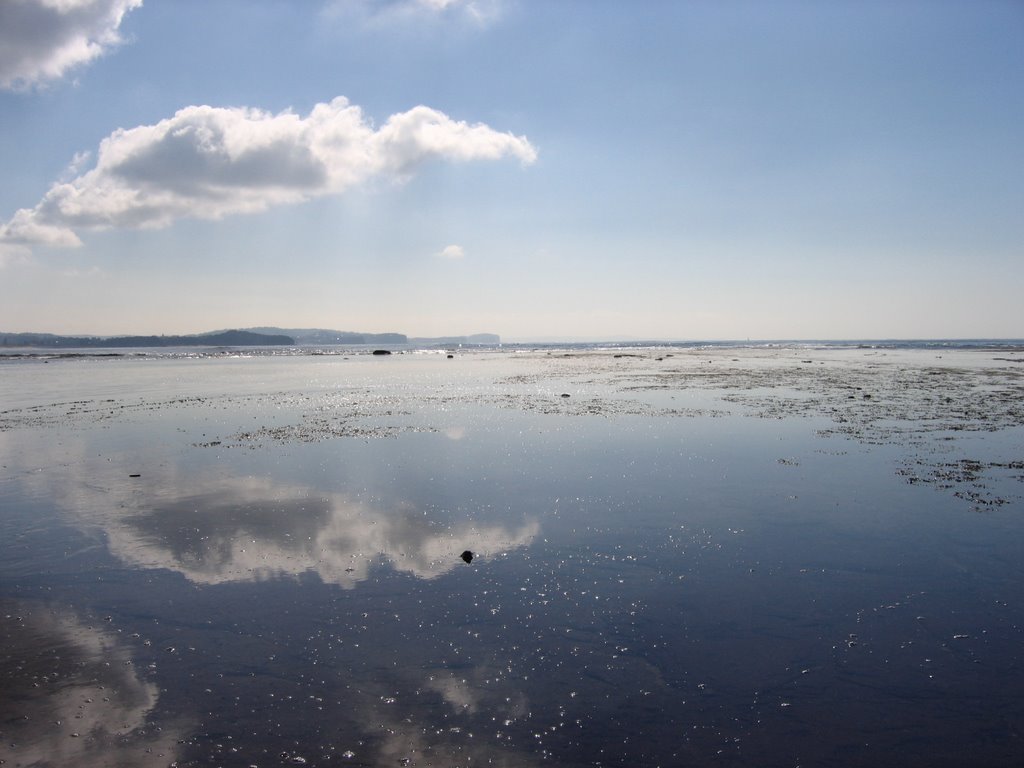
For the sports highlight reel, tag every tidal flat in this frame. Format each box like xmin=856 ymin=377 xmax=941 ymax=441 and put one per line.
xmin=1 ymin=345 xmax=1023 ymax=767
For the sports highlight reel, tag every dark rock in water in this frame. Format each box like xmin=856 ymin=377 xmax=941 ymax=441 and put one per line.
xmin=447 ymin=354 xmax=454 ymax=359
xmin=372 ymin=349 xmax=392 ymax=356
xmin=560 ymin=393 xmax=571 ymax=398
xmin=460 ymin=550 xmax=473 ymax=564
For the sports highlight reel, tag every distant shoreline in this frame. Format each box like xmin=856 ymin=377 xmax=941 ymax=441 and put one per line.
xmin=2 ymin=338 xmax=1022 ymax=361
xmin=0 ymin=327 xmax=502 ymax=350
xmin=0 ymin=330 xmax=294 ymax=349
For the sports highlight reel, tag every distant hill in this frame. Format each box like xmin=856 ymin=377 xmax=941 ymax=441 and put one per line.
xmin=1 ymin=330 xmax=294 ymax=348
xmin=1 ymin=327 xmax=502 ymax=349
xmin=239 ymin=327 xmax=408 ymax=345
xmin=409 ymin=333 xmax=501 ymax=346
xmin=240 ymin=328 xmax=501 ymax=346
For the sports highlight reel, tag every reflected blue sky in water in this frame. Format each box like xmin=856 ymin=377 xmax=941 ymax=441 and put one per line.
xmin=2 ymin=351 xmax=1023 ymax=766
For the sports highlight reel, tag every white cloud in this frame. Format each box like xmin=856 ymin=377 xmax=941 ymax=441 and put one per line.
xmin=327 ymin=0 xmax=501 ymax=25
xmin=440 ymin=244 xmax=465 ymax=259
xmin=0 ymin=0 xmax=142 ymax=91
xmin=0 ymin=96 xmax=536 ymax=250
xmin=415 ymin=0 xmax=499 ymax=21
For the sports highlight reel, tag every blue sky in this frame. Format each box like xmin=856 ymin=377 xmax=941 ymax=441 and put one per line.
xmin=1 ymin=0 xmax=1021 ymax=340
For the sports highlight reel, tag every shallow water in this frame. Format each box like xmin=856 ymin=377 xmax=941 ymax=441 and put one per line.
xmin=2 ymin=348 xmax=1023 ymax=767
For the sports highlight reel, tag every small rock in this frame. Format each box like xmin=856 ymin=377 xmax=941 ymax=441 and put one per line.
xmin=461 ymin=550 xmax=474 ymax=564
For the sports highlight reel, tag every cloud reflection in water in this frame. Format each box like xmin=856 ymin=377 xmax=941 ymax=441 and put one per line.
xmin=104 ymin=475 xmax=539 ymax=587
xmin=0 ymin=602 xmax=185 ymax=768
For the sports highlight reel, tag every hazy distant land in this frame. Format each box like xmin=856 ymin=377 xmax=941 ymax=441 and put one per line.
xmin=0 ymin=327 xmax=501 ymax=349
xmin=242 ymin=327 xmax=500 ymax=347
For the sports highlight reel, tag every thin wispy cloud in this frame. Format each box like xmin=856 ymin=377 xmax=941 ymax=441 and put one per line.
xmin=0 ymin=97 xmax=536 ymax=252
xmin=414 ymin=0 xmax=499 ymax=22
xmin=440 ymin=244 xmax=465 ymax=259
xmin=325 ymin=0 xmax=501 ymax=26
xmin=0 ymin=0 xmax=142 ymax=91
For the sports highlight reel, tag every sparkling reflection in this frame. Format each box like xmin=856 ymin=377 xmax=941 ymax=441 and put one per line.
xmin=0 ymin=601 xmax=186 ymax=768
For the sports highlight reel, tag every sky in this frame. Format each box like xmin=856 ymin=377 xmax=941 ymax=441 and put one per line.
xmin=0 ymin=0 xmax=1021 ymax=341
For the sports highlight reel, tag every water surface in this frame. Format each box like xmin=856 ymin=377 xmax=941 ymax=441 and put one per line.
xmin=2 ymin=347 xmax=1023 ymax=766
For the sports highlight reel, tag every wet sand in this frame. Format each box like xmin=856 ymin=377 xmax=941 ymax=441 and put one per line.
xmin=1 ymin=345 xmax=1023 ymax=767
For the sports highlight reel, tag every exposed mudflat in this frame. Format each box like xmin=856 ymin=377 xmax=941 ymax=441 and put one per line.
xmin=491 ymin=347 xmax=1024 ymax=511
xmin=3 ymin=347 xmax=1022 ymax=510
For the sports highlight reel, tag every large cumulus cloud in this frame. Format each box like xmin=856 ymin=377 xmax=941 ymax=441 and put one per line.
xmin=0 ymin=0 xmax=142 ymax=90
xmin=0 ymin=96 xmax=537 ymax=250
